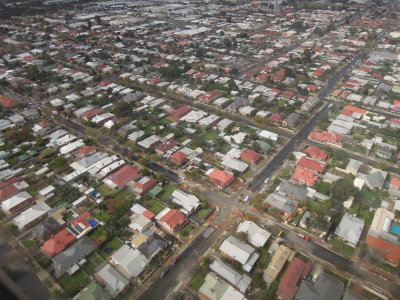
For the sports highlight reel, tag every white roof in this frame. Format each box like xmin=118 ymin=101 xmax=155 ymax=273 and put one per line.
xmin=219 ymin=235 xmax=255 ymax=265
xmin=138 ymin=135 xmax=160 ymax=149
xmin=335 ymin=213 xmax=364 ymax=246
xmin=221 ymin=156 xmax=248 ymax=173
xmin=199 ymin=273 xmax=247 ymax=300
xmin=258 ymin=130 xmax=278 ymax=141
xmin=13 ymin=202 xmax=51 ymax=229
xmin=237 ymin=221 xmax=271 ymax=248
xmin=210 ymin=259 xmax=251 ymax=293
xmin=1 ymin=191 xmax=32 ymax=213
xmin=38 ymin=185 xmax=56 ymax=196
xmin=217 ymin=118 xmax=234 ymax=131
xmin=59 ymin=140 xmax=85 ymax=154
xmin=111 ymin=245 xmax=149 ymax=278
xmin=171 ymin=190 xmax=201 ymax=213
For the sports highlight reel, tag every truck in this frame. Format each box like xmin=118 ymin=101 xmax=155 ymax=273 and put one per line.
xmin=297 ymin=233 xmax=310 ymax=241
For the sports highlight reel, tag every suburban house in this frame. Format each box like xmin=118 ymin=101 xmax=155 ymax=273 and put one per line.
xmin=365 ymin=169 xmax=387 ymax=190
xmin=41 ymin=228 xmax=77 ymax=257
xmin=240 ymin=149 xmax=261 ymax=164
xmin=109 ymin=244 xmax=149 ymax=279
xmin=276 ymin=257 xmax=311 ymax=300
xmin=157 ymin=208 xmax=187 ymax=233
xmin=129 ymin=214 xmax=153 ymax=233
xmin=366 ymin=207 xmax=400 ymax=265
xmin=282 ymin=112 xmax=300 ymax=128
xmin=276 ymin=180 xmax=308 ymax=202
xmin=345 ymin=159 xmax=363 ymax=175
xmin=206 ymin=169 xmax=235 ymax=188
xmin=376 ymin=142 xmax=397 ymax=159
xmin=73 ymin=282 xmax=111 ymax=300
xmin=295 ymin=272 xmax=344 ymax=300
xmin=334 ymin=213 xmax=365 ymax=247
xmin=209 ymin=259 xmax=252 ymax=294
xmin=134 ymin=177 xmax=157 ymax=195
xmin=389 ymin=177 xmax=400 ymax=197
xmin=304 ymin=146 xmax=327 ymax=161
xmin=170 ymin=190 xmax=201 ymax=215
xmin=309 ymin=131 xmax=343 ymax=147
xmin=155 ymin=139 xmax=177 ymax=155
xmin=292 ymin=167 xmax=318 ymax=187
xmin=170 ymin=150 xmax=188 ymax=166
xmin=168 ymin=106 xmax=191 ymax=121
xmin=263 ymin=245 xmax=294 ymax=284
xmin=95 ymin=263 xmax=129 ymax=298
xmin=221 ymin=156 xmax=249 ymax=174
xmin=198 ymin=273 xmax=246 ymax=300
xmin=103 ymin=165 xmax=140 ymax=189
xmin=13 ymin=202 xmax=51 ymax=230
xmin=219 ymin=235 xmax=259 ymax=272
xmin=264 ymin=192 xmax=298 ymax=218
xmin=236 ymin=221 xmax=271 ymax=248
xmin=0 ymin=191 xmax=33 ymax=213
xmin=297 ymin=157 xmax=326 ymax=174
xmin=52 ymin=236 xmax=97 ymax=279
xmin=130 ymin=204 xmax=156 ymax=220
xmin=31 ymin=217 xmax=63 ymax=242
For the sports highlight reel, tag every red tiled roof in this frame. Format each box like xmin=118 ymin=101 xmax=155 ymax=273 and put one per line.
xmin=309 ymin=131 xmax=343 ymax=145
xmin=0 ymin=184 xmax=19 ymax=201
xmin=0 ymin=96 xmax=20 ymax=108
xmin=71 ymin=212 xmax=90 ymax=226
xmin=143 ymin=210 xmax=156 ymax=219
xmin=240 ymin=149 xmax=261 ymax=164
xmin=37 ymin=121 xmax=52 ymax=128
xmin=106 ymin=165 xmax=140 ymax=188
xmin=82 ymin=108 xmax=104 ymax=119
xmin=135 ymin=177 xmax=157 ymax=192
xmin=98 ymin=80 xmax=112 ymax=87
xmin=391 ymin=177 xmax=400 ymax=188
xmin=343 ymin=105 xmax=368 ymax=115
xmin=207 ymin=169 xmax=235 ymax=187
xmin=170 ymin=151 xmax=187 ymax=164
xmin=366 ymin=234 xmax=400 ymax=264
xmin=292 ymin=167 xmax=318 ymax=186
xmin=304 ymin=146 xmax=327 ymax=161
xmin=169 ymin=106 xmax=191 ymax=119
xmin=269 ymin=113 xmax=286 ymax=123
xmin=297 ymin=157 xmax=326 ymax=173
xmin=0 ymin=176 xmax=23 ymax=190
xmin=156 ymin=140 xmax=177 ymax=154
xmin=41 ymin=228 xmax=77 ymax=257
xmin=75 ymin=146 xmax=96 ymax=156
xmin=159 ymin=209 xmax=187 ymax=231
xmin=276 ymin=257 xmax=311 ymax=300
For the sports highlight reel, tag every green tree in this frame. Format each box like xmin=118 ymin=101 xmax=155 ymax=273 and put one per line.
xmin=113 ymin=101 xmax=132 ymax=118
xmin=332 ymin=177 xmax=357 ymax=202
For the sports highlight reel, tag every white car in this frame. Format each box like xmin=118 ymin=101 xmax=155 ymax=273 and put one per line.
xmin=264 ymin=178 xmax=269 ymax=183
xmin=243 ymin=196 xmax=251 ymax=202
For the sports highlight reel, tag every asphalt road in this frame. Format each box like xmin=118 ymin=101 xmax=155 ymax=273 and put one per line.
xmin=138 ymin=226 xmax=217 ymax=300
xmin=248 ymin=51 xmax=367 ymax=192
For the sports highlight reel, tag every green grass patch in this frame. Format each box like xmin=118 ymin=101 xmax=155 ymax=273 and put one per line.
xmin=279 ymin=169 xmax=291 ymax=179
xmin=197 ymin=209 xmax=214 ymax=220
xmin=359 ymin=188 xmax=381 ymax=208
xmin=189 ymin=272 xmax=206 ymax=291
xmin=203 ymin=129 xmax=219 ymax=141
xmin=99 ymin=237 xmax=123 ymax=259
xmin=179 ymin=223 xmax=196 ymax=238
xmin=34 ymin=252 xmax=52 ymax=268
xmin=331 ymin=238 xmax=355 ymax=258
xmin=21 ymin=240 xmax=38 ymax=249
xmin=96 ymin=184 xmax=115 ymax=197
xmin=83 ymin=253 xmax=104 ymax=275
xmin=88 ymin=226 xmax=109 ymax=241
xmin=59 ymin=271 xmax=91 ymax=297
xmin=95 ymin=210 xmax=111 ymax=222
xmin=146 ymin=200 xmax=165 ymax=215
xmin=157 ymin=183 xmax=175 ymax=201
xmin=7 ymin=224 xmax=21 ymax=236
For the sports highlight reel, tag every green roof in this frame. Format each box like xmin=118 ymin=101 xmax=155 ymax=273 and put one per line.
xmin=18 ymin=154 xmax=29 ymax=161
xmin=148 ymin=185 xmax=163 ymax=197
xmin=76 ymin=282 xmax=111 ymax=300
xmin=26 ymin=150 xmax=38 ymax=156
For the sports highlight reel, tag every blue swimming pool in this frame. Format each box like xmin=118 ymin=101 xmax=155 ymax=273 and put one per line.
xmin=390 ymin=224 xmax=400 ymax=236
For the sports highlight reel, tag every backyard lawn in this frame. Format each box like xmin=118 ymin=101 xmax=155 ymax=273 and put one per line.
xmin=34 ymin=252 xmax=52 ymax=268
xmin=197 ymin=209 xmax=214 ymax=221
xmin=88 ymin=226 xmax=109 ymax=245
xmin=359 ymin=189 xmax=381 ymax=208
xmin=146 ymin=200 xmax=165 ymax=215
xmin=157 ymin=183 xmax=175 ymax=201
xmin=21 ymin=239 xmax=38 ymax=249
xmin=189 ymin=272 xmax=206 ymax=291
xmin=94 ymin=210 xmax=111 ymax=223
xmin=99 ymin=237 xmax=123 ymax=259
xmin=60 ymin=271 xmax=91 ymax=297
xmin=97 ymin=184 xmax=115 ymax=197
xmin=331 ymin=238 xmax=355 ymax=258
xmin=179 ymin=223 xmax=196 ymax=239
xmin=203 ymin=130 xmax=219 ymax=141
xmin=83 ymin=253 xmax=105 ymax=275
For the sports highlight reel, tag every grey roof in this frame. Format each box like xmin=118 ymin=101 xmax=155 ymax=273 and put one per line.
xmin=335 ymin=213 xmax=364 ymax=246
xmin=366 ymin=171 xmax=386 ymax=189
xmin=264 ymin=193 xmax=297 ymax=215
xmin=137 ymin=234 xmax=168 ymax=260
xmin=295 ymin=272 xmax=344 ymax=300
xmin=346 ymin=159 xmax=363 ymax=174
xmin=111 ymin=244 xmax=149 ymax=278
xmin=277 ymin=180 xmax=308 ymax=201
xmin=52 ymin=236 xmax=96 ymax=278
xmin=219 ymin=235 xmax=255 ymax=265
xmin=210 ymin=259 xmax=251 ymax=293
xmin=284 ymin=113 xmax=300 ymax=126
xmin=31 ymin=217 xmax=62 ymax=241
xmin=96 ymin=264 xmax=129 ymax=298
